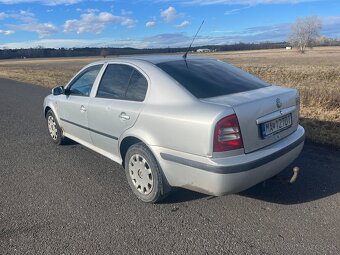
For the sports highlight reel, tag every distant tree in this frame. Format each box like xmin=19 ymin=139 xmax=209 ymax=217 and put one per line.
xmin=289 ymin=16 xmax=322 ymax=53
xmin=317 ymin=36 xmax=340 ymax=46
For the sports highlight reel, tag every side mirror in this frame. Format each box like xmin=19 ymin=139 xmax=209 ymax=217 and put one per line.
xmin=52 ymin=86 xmax=65 ymax=96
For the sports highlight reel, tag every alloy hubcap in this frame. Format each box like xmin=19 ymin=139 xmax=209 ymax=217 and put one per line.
xmin=129 ymin=154 xmax=153 ymax=195
xmin=47 ymin=115 xmax=58 ymax=140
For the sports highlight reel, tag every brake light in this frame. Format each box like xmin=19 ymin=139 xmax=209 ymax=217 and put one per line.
xmin=213 ymin=114 xmax=243 ymax=152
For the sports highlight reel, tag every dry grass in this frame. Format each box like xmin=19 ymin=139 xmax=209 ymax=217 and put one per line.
xmin=0 ymin=47 xmax=339 ymax=147
xmin=0 ymin=57 xmax=100 ymax=87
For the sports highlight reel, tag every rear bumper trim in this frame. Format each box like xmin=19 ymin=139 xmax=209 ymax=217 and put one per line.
xmin=160 ymin=133 xmax=305 ymax=174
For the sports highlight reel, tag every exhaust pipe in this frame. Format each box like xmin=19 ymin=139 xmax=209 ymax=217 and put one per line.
xmin=264 ymin=166 xmax=300 ymax=186
xmin=289 ymin=166 xmax=300 ymax=184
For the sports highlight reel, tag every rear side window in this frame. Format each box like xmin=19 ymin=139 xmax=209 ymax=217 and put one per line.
xmin=97 ymin=64 xmax=133 ymax=99
xmin=156 ymin=59 xmax=268 ymax=99
xmin=97 ymin=64 xmax=148 ymax=101
xmin=125 ymin=70 xmax=148 ymax=102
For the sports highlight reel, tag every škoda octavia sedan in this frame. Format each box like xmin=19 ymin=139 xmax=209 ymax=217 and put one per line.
xmin=44 ymin=55 xmax=305 ymax=203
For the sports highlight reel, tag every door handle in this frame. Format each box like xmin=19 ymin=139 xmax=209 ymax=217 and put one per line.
xmin=80 ymin=105 xmax=87 ymax=112
xmin=119 ymin=112 xmax=130 ymax=120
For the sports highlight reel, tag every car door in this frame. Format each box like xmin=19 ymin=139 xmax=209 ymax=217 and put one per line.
xmin=58 ymin=64 xmax=103 ymax=144
xmin=87 ymin=63 xmax=148 ymax=159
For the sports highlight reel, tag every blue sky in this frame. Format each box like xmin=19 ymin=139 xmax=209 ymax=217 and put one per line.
xmin=0 ymin=0 xmax=339 ymax=49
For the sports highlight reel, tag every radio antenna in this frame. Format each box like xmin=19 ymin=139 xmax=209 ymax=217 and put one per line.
xmin=183 ymin=20 xmax=204 ymax=59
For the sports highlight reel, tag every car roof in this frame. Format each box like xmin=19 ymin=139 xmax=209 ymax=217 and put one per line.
xmin=91 ymin=54 xmax=212 ymax=66
xmin=124 ymin=55 xmax=211 ymax=64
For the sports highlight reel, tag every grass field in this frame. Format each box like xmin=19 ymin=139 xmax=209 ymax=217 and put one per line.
xmin=0 ymin=47 xmax=339 ymax=147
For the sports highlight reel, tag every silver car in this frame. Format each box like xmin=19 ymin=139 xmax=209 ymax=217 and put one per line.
xmin=43 ymin=55 xmax=305 ymax=203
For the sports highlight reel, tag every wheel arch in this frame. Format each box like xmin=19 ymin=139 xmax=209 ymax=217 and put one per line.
xmin=44 ymin=103 xmax=61 ymax=123
xmin=44 ymin=106 xmax=52 ymax=117
xmin=120 ymin=136 xmax=144 ymax=167
xmin=119 ymin=130 xmax=160 ymax=166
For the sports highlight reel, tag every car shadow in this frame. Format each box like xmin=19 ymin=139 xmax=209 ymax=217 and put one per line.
xmin=240 ymin=141 xmax=340 ymax=204
xmin=62 ymin=139 xmax=78 ymax=146
xmin=161 ymin=188 xmax=208 ymax=204
xmin=162 ymin=142 xmax=340 ymax=205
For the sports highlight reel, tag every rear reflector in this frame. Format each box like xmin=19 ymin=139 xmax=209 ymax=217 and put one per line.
xmin=213 ymin=114 xmax=243 ymax=152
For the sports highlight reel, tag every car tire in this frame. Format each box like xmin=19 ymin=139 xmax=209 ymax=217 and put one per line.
xmin=46 ymin=110 xmax=67 ymax=145
xmin=124 ymin=142 xmax=170 ymax=203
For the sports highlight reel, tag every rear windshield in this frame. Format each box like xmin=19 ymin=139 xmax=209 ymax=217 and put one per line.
xmin=156 ymin=59 xmax=269 ymax=99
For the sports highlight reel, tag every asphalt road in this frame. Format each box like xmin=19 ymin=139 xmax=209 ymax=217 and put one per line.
xmin=0 ymin=78 xmax=339 ymax=255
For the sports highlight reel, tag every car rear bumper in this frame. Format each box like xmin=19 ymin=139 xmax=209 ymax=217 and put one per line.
xmin=152 ymin=125 xmax=305 ymax=196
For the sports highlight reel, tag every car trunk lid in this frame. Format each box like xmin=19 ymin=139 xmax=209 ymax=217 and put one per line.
xmin=202 ymin=86 xmax=299 ymax=153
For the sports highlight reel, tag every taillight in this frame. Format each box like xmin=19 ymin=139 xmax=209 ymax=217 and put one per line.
xmin=213 ymin=114 xmax=243 ymax=152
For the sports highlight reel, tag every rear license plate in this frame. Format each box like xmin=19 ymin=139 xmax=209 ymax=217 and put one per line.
xmin=261 ymin=114 xmax=292 ymax=138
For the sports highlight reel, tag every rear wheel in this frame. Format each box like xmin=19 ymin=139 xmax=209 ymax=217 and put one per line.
xmin=46 ymin=110 xmax=67 ymax=145
xmin=124 ymin=142 xmax=169 ymax=203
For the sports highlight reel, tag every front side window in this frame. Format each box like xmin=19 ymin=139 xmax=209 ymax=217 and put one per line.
xmin=68 ymin=64 xmax=103 ymax=97
xmin=97 ymin=64 xmax=148 ymax=101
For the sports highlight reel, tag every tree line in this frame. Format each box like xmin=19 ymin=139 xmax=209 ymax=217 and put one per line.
xmin=0 ymin=33 xmax=339 ymax=60
xmin=0 ymin=42 xmax=291 ymax=60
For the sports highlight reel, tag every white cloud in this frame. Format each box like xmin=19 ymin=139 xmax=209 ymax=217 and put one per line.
xmin=210 ymin=30 xmax=233 ymax=33
xmin=175 ymin=20 xmax=190 ymax=28
xmin=322 ymin=16 xmax=340 ymax=25
xmin=14 ymin=23 xmax=57 ymax=37
xmin=156 ymin=0 xmax=318 ymax=5
xmin=8 ymin=11 xmax=58 ymax=37
xmin=121 ymin=9 xmax=133 ymax=16
xmin=0 ymin=39 xmax=89 ymax=49
xmin=224 ymin=8 xmax=241 ymax=15
xmin=120 ymin=18 xmax=136 ymax=28
xmin=18 ymin=10 xmax=35 ymax=19
xmin=320 ymin=16 xmax=340 ymax=37
xmin=0 ymin=0 xmax=317 ymax=5
xmin=0 ymin=29 xmax=15 ymax=35
xmin=160 ymin=6 xmax=180 ymax=22
xmin=142 ymin=33 xmax=191 ymax=47
xmin=0 ymin=12 xmax=8 ymax=20
xmin=0 ymin=38 xmax=150 ymax=49
xmin=76 ymin=8 xmax=100 ymax=13
xmin=64 ymin=12 xmax=136 ymax=34
xmin=145 ymin=21 xmax=157 ymax=27
xmin=2 ymin=15 xmax=339 ymax=49
xmin=0 ymin=0 xmax=83 ymax=5
xmin=224 ymin=5 xmax=251 ymax=15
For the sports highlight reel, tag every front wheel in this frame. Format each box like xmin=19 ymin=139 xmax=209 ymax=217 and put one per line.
xmin=46 ymin=110 xmax=67 ymax=145
xmin=124 ymin=143 xmax=170 ymax=203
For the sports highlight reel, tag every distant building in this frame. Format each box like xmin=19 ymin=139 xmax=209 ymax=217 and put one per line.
xmin=196 ymin=48 xmax=212 ymax=53
xmin=286 ymin=46 xmax=292 ymax=50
